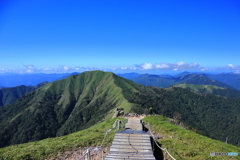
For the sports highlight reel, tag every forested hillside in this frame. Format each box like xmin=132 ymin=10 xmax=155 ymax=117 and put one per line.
xmin=131 ymin=73 xmax=235 ymax=89
xmin=119 ymin=84 xmax=240 ymax=146
xmin=143 ymin=115 xmax=240 ymax=160
xmin=171 ymin=83 xmax=240 ymax=98
xmin=203 ymin=73 xmax=240 ymax=90
xmin=0 ymin=71 xmax=239 ymax=149
xmin=0 ymin=82 xmax=48 ymax=106
xmin=0 ymin=71 xmax=136 ymax=148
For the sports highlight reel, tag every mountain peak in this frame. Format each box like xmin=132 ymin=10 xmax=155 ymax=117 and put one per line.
xmin=0 ymin=70 xmax=139 ymax=147
xmin=0 ymin=70 xmax=240 ymax=149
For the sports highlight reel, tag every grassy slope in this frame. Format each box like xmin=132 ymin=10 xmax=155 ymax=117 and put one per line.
xmin=177 ymin=74 xmax=235 ymax=89
xmin=0 ymin=71 xmax=138 ymax=148
xmin=113 ymin=73 xmax=145 ymax=112
xmin=0 ymin=118 xmax=125 ymax=160
xmin=131 ymin=74 xmax=175 ymax=88
xmin=173 ymin=83 xmax=225 ymax=93
xmin=205 ymin=74 xmax=240 ymax=91
xmin=123 ymin=85 xmax=240 ymax=146
xmin=39 ymin=71 xmax=135 ymax=117
xmin=0 ymin=82 xmax=47 ymax=106
xmin=143 ymin=115 xmax=240 ymax=160
xmin=172 ymin=83 xmax=240 ymax=98
xmin=131 ymin=74 xmax=234 ymax=89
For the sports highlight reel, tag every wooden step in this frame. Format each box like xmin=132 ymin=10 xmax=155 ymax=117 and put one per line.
xmin=104 ymin=118 xmax=155 ymax=159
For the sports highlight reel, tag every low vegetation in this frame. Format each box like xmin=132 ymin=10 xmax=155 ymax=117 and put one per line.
xmin=126 ymin=86 xmax=240 ymax=147
xmin=131 ymin=73 xmax=234 ymax=89
xmin=0 ymin=71 xmax=132 ymax=148
xmin=0 ymin=118 xmax=125 ymax=160
xmin=1 ymin=71 xmax=240 ymax=150
xmin=172 ymin=83 xmax=240 ymax=98
xmin=143 ymin=115 xmax=240 ymax=160
xmin=0 ymin=82 xmax=47 ymax=106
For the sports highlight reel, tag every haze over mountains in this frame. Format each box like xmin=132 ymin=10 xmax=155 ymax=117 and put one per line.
xmin=201 ymin=73 xmax=240 ymax=91
xmin=130 ymin=73 xmax=235 ymax=89
xmin=0 ymin=73 xmax=72 ymax=87
xmin=126 ymin=72 xmax=240 ymax=98
xmin=2 ymin=71 xmax=240 ymax=108
xmin=1 ymin=72 xmax=240 ymax=90
xmin=1 ymin=71 xmax=240 ymax=107
xmin=0 ymin=70 xmax=240 ymax=149
xmin=171 ymin=83 xmax=240 ymax=98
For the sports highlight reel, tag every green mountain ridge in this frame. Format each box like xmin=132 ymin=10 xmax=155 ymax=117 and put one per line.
xmin=0 ymin=70 xmax=240 ymax=149
xmin=203 ymin=73 xmax=240 ymax=91
xmin=131 ymin=73 xmax=236 ymax=90
xmin=0 ymin=81 xmax=48 ymax=106
xmin=0 ymin=71 xmax=136 ymax=148
xmin=0 ymin=117 xmax=125 ymax=160
xmin=0 ymin=115 xmax=239 ymax=160
xmin=171 ymin=83 xmax=240 ymax=98
xmin=117 ymin=84 xmax=240 ymax=147
xmin=143 ymin=115 xmax=240 ymax=160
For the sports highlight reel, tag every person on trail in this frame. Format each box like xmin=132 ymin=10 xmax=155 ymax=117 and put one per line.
xmin=149 ymin=107 xmax=153 ymax=115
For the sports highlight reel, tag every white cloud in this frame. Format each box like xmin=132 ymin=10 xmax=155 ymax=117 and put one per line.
xmin=109 ymin=67 xmax=137 ymax=71
xmin=48 ymin=65 xmax=72 ymax=72
xmin=75 ymin=66 xmax=98 ymax=71
xmin=121 ymin=67 xmax=127 ymax=70
xmin=155 ymin=63 xmax=170 ymax=69
xmin=51 ymin=66 xmax=98 ymax=72
xmin=136 ymin=62 xmax=203 ymax=71
xmin=136 ymin=63 xmax=155 ymax=70
xmin=225 ymin=64 xmax=240 ymax=73
xmin=1 ymin=62 xmax=240 ymax=74
xmin=23 ymin=65 xmax=38 ymax=73
xmin=42 ymin=68 xmax=52 ymax=71
xmin=226 ymin=64 xmax=235 ymax=69
xmin=63 ymin=65 xmax=70 ymax=71
xmin=235 ymin=70 xmax=240 ymax=74
xmin=176 ymin=61 xmax=185 ymax=66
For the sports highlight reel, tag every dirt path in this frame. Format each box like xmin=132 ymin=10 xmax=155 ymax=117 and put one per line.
xmin=45 ymin=147 xmax=110 ymax=160
xmin=47 ymin=116 xmax=146 ymax=160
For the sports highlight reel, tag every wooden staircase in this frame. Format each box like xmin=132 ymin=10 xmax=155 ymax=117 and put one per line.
xmin=104 ymin=118 xmax=156 ymax=160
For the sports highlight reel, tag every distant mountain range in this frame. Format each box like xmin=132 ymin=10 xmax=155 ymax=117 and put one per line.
xmin=130 ymin=73 xmax=236 ymax=89
xmin=0 ymin=71 xmax=239 ymax=107
xmin=0 ymin=71 xmax=136 ymax=147
xmin=116 ymin=72 xmax=141 ymax=79
xmin=0 ymin=73 xmax=73 ymax=87
xmin=0 ymin=82 xmax=48 ymax=106
xmin=0 ymin=71 xmax=239 ymax=148
xmin=201 ymin=73 xmax=240 ymax=90
xmin=1 ymin=72 xmax=240 ymax=91
xmin=4 ymin=72 xmax=239 ymax=107
xmin=171 ymin=83 xmax=240 ymax=98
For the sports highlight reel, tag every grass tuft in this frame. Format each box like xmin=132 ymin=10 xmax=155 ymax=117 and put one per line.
xmin=0 ymin=118 xmax=125 ymax=160
xmin=143 ymin=115 xmax=240 ymax=160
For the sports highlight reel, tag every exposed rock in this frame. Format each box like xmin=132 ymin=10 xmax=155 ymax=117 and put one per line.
xmin=112 ymin=108 xmax=125 ymax=118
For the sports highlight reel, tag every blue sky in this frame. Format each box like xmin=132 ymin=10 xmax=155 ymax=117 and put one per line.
xmin=1 ymin=0 xmax=240 ymax=74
